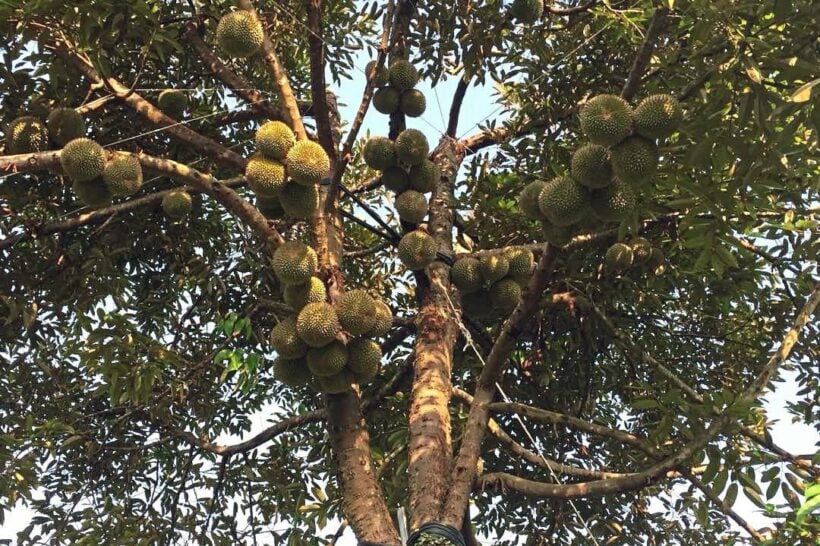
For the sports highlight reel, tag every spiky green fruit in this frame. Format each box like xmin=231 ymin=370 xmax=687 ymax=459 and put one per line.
xmin=634 ymin=94 xmax=682 ymax=139
xmin=73 ymin=178 xmax=112 ymax=209
xmin=46 ymin=108 xmax=85 ymax=146
xmin=337 ymin=289 xmax=377 ymax=335
xmin=270 ymin=317 xmax=308 ymax=358
xmin=519 ymin=180 xmax=548 ymax=220
xmin=461 ymin=290 xmax=492 ymax=321
xmin=490 ymin=278 xmax=522 ymax=313
xmin=400 ymin=89 xmax=426 ymax=117
xmin=610 ymin=136 xmax=658 ymax=183
xmin=287 ymin=140 xmax=330 ymax=186
xmin=307 ymin=340 xmax=348 ymax=377
xmin=541 ymin=222 xmax=575 ymax=246
xmin=382 ymin=166 xmax=410 ymax=193
xmin=60 ymin=138 xmax=106 ymax=182
xmin=398 ymin=230 xmax=437 ymax=270
xmin=537 ymin=176 xmax=589 ymax=227
xmin=505 ymin=247 xmax=534 ymax=276
xmin=296 ymin=302 xmax=341 ymax=348
xmin=571 ymin=144 xmax=613 ymax=189
xmin=373 ymin=87 xmax=400 ymax=114
xmin=646 ymin=247 xmax=666 ymax=275
xmin=589 ymin=179 xmax=636 ymax=222
xmin=256 ymin=120 xmax=295 ymax=160
xmin=580 ymin=94 xmax=634 ymax=146
xmin=605 ymin=242 xmax=634 ymax=272
xmin=157 ymin=89 xmax=188 ymax=119
xmin=388 ymin=60 xmax=420 ymax=91
xmin=272 ymin=241 xmax=317 ymax=285
xmin=365 ymin=60 xmax=390 ymax=87
xmin=279 ymin=182 xmax=319 ymax=219
xmin=450 ymin=257 xmax=483 ymax=294
xmin=409 ymin=159 xmax=440 ymax=193
xmin=162 ymin=190 xmax=193 ymax=219
xmin=395 ymin=190 xmax=428 ymax=224
xmin=274 ymin=356 xmax=312 ymax=387
xmin=257 ymin=195 xmax=285 ymax=219
xmin=6 ymin=116 xmax=47 ymax=154
xmin=216 ymin=11 xmax=264 ymax=58
xmin=363 ymin=136 xmax=396 ymax=170
xmin=284 ymin=276 xmax=326 ymax=310
xmin=102 ymin=153 xmax=143 ymax=197
xmin=629 ymin=237 xmax=652 ymax=263
xmin=347 ymin=338 xmax=381 ymax=379
xmin=317 ymin=369 xmax=355 ymax=394
xmin=510 ymin=0 xmax=544 ymax=23
xmin=246 ymin=155 xmax=287 ymax=197
xmin=480 ymin=254 xmax=510 ymax=284
xmin=395 ymin=129 xmax=429 ymax=166
xmin=368 ymin=300 xmax=393 ymax=338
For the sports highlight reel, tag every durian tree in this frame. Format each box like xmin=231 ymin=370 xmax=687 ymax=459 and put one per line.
xmin=0 ymin=0 xmax=818 ymax=545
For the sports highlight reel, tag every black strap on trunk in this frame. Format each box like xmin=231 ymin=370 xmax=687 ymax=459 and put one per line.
xmin=407 ymin=522 xmax=465 ymax=546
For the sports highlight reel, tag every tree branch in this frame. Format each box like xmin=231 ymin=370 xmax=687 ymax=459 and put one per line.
xmin=446 ymin=77 xmax=469 ymax=137
xmin=621 ymin=6 xmax=669 ymax=101
xmin=305 ymin=0 xmax=337 ymax=162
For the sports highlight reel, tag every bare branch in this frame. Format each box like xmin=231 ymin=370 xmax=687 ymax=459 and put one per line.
xmin=621 ymin=7 xmax=670 ymax=101
xmin=305 ymin=0 xmax=337 ymax=162
xmin=447 ymin=77 xmax=469 ymax=137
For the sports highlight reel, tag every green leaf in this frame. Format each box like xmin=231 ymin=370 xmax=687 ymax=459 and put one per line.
xmin=790 ymin=78 xmax=820 ymax=103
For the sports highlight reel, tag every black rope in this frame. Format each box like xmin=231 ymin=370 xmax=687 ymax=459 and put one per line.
xmin=407 ymin=522 xmax=466 ymax=546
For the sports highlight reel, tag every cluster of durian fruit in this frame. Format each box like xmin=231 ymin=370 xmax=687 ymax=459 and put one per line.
xmin=4 ymin=109 xmax=191 ymax=218
xmin=367 ymin=59 xmax=427 ymax=118
xmin=519 ymin=93 xmax=682 ymax=245
xmin=605 ymin=236 xmax=665 ymax=276
xmin=268 ymin=241 xmax=393 ymax=393
xmin=450 ymin=246 xmax=535 ymax=321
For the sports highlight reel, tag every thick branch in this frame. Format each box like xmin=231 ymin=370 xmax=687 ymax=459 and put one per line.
xmin=305 ymin=0 xmax=337 ymax=161
xmin=621 ymin=7 xmax=670 ymax=101
xmin=446 ymin=77 xmax=469 ymax=137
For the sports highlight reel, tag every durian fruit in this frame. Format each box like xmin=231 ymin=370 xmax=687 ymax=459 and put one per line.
xmin=461 ymin=290 xmax=492 ymax=321
xmin=102 ymin=153 xmax=143 ymax=197
xmin=272 ymin=241 xmax=318 ymax=285
xmin=395 ymin=128 xmax=429 ymax=166
xmin=480 ymin=254 xmax=510 ymax=284
xmin=398 ymin=230 xmax=437 ymax=270
xmin=409 ymin=159 xmax=440 ymax=193
xmin=274 ymin=356 xmax=312 ymax=387
xmin=634 ymin=94 xmax=682 ymax=139
xmin=73 ymin=178 xmax=112 ymax=209
xmin=296 ymin=302 xmax=341 ymax=348
xmin=286 ymin=140 xmax=330 ymax=186
xmin=284 ymin=276 xmax=326 ymax=310
xmin=256 ymin=120 xmax=295 ymax=160
xmin=246 ymin=155 xmax=287 ymax=197
xmin=363 ymin=136 xmax=396 ymax=170
xmin=490 ymin=278 xmax=522 ymax=313
xmin=60 ymin=138 xmax=107 ymax=182
xmin=46 ymin=108 xmax=85 ymax=146
xmin=605 ymin=242 xmax=634 ymax=272
xmin=610 ymin=136 xmax=658 ymax=183
xmin=579 ymin=94 xmax=634 ymax=147
xmin=646 ymin=247 xmax=666 ymax=275
xmin=216 ymin=10 xmax=264 ymax=58
xmin=257 ymin=195 xmax=285 ymax=219
xmin=280 ymin=182 xmax=319 ymax=219
xmin=270 ymin=316 xmax=308 ymax=358
xmin=337 ymin=289 xmax=377 ymax=335
xmin=537 ymin=176 xmax=589 ymax=227
xmin=542 ymin=222 xmax=575 ymax=247
xmin=347 ymin=338 xmax=381 ymax=383
xmin=162 ymin=190 xmax=193 ymax=219
xmin=388 ymin=60 xmax=420 ymax=91
xmin=519 ymin=180 xmax=548 ymax=220
xmin=317 ymin=369 xmax=355 ymax=394
xmin=367 ymin=301 xmax=393 ymax=338
xmin=589 ymin=180 xmax=636 ymax=222
xmin=510 ymin=0 xmax=544 ymax=24
xmin=373 ymin=87 xmax=400 ymax=115
xmin=395 ymin=190 xmax=428 ymax=224
xmin=6 ymin=116 xmax=47 ymax=154
xmin=157 ymin=89 xmax=188 ymax=119
xmin=365 ymin=60 xmax=390 ymax=87
xmin=506 ymin=247 xmax=535 ymax=276
xmin=382 ymin=166 xmax=410 ymax=193
xmin=450 ymin=257 xmax=483 ymax=294
xmin=400 ymin=90 xmax=426 ymax=117
xmin=629 ymin=237 xmax=652 ymax=263
xmin=571 ymin=144 xmax=613 ymax=189
xmin=307 ymin=340 xmax=348 ymax=377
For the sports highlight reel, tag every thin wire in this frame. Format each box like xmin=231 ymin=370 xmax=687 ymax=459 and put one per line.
xmin=433 ymin=278 xmax=604 ymax=546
